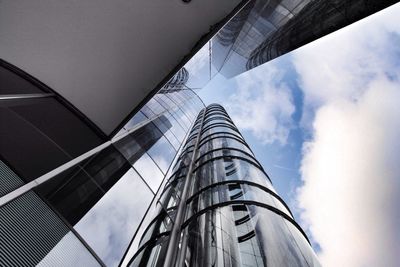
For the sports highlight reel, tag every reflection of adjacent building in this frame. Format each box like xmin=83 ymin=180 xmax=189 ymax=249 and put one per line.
xmin=160 ymin=67 xmax=190 ymax=93
xmin=129 ymin=104 xmax=320 ymax=266
xmin=208 ymin=0 xmax=399 ymax=78
xmin=0 ymin=61 xmax=204 ymax=266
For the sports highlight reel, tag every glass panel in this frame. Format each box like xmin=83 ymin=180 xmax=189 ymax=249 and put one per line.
xmin=122 ymin=198 xmax=174 ymax=266
xmin=197 ymin=150 xmax=259 ymax=170
xmin=80 ymin=146 xmax=132 ymax=193
xmin=147 ymin=136 xmax=176 ymax=174
xmin=8 ymin=97 xmax=103 ymax=157
xmin=152 ymin=115 xmax=180 ymax=150
xmin=0 ymin=105 xmax=72 ymax=180
xmin=133 ymin=153 xmax=164 ymax=192
xmin=202 ymin=119 xmax=235 ymax=130
xmin=0 ymin=65 xmax=45 ymax=94
xmin=147 ymin=98 xmax=166 ymax=115
xmin=251 ymin=207 xmax=315 ymax=267
xmin=198 ymin=136 xmax=252 ymax=158
xmin=182 ymin=206 xmax=241 ymax=266
xmin=194 ymin=159 xmax=273 ymax=193
xmin=128 ymin=235 xmax=170 ymax=267
xmin=121 ymin=111 xmax=148 ymax=133
xmin=140 ymin=105 xmax=156 ymax=119
xmin=75 ymin=168 xmax=154 ymax=266
xmin=199 ymin=132 xmax=245 ymax=147
xmin=173 ymin=108 xmax=191 ymax=129
xmin=184 ymin=41 xmax=212 ymax=88
xmin=201 ymin=125 xmax=241 ymax=139
xmin=157 ymin=94 xmax=177 ymax=111
xmin=35 ymin=165 xmax=105 ymax=226
xmin=165 ymin=112 xmax=187 ymax=143
xmin=285 ymin=220 xmax=321 ymax=267
xmin=186 ymin=184 xmax=291 ymax=220
xmin=113 ymin=121 xmax=165 ymax=167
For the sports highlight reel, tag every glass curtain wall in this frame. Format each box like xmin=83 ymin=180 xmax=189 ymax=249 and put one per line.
xmin=0 ymin=62 xmax=204 ymax=267
xmin=182 ymin=0 xmax=398 ymax=81
xmin=128 ymin=104 xmax=320 ymax=267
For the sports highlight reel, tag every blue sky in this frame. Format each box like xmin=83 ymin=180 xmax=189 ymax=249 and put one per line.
xmin=198 ymin=3 xmax=400 ymax=266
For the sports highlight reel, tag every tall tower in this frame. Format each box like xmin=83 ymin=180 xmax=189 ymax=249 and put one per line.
xmin=128 ymin=104 xmax=320 ymax=266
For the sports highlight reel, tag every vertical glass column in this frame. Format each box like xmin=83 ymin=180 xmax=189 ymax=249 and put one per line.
xmin=128 ymin=104 xmax=320 ymax=267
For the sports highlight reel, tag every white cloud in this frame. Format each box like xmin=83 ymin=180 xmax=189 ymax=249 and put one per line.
xmin=294 ymin=4 xmax=400 ymax=267
xmin=292 ymin=5 xmax=400 ymax=129
xmin=225 ymin=64 xmax=295 ymax=145
xmin=75 ymin=168 xmax=153 ymax=266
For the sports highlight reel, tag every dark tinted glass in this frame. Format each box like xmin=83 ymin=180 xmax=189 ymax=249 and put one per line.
xmin=35 ymin=165 xmax=104 ymax=225
xmin=113 ymin=121 xmax=165 ymax=166
xmin=0 ymin=65 xmax=45 ymax=94
xmin=0 ymin=106 xmax=72 ymax=181
xmin=9 ymin=97 xmax=103 ymax=157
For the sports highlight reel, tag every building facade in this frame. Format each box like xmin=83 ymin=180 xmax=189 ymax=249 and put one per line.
xmin=0 ymin=61 xmax=204 ymax=266
xmin=2 ymin=1 xmax=397 ymax=266
xmin=184 ymin=0 xmax=399 ymax=82
xmin=128 ymin=104 xmax=320 ymax=266
xmin=1 ymin=59 xmax=319 ymax=266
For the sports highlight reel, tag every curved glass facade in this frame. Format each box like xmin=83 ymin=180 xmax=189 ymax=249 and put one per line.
xmin=128 ymin=104 xmax=320 ymax=267
xmin=0 ymin=59 xmax=204 ymax=267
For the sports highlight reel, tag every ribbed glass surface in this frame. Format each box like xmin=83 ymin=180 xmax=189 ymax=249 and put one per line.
xmin=0 ymin=160 xmax=24 ymax=197
xmin=0 ymin=191 xmax=99 ymax=266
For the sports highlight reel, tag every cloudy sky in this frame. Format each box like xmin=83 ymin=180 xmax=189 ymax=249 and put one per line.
xmin=199 ymin=4 xmax=400 ymax=267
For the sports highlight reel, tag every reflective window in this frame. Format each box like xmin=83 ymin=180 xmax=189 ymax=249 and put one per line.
xmin=36 ymin=165 xmax=105 ymax=225
xmin=133 ymin=153 xmax=164 ymax=192
xmin=120 ymin=111 xmax=148 ymax=133
xmin=164 ymin=112 xmax=186 ymax=143
xmin=197 ymin=149 xmax=260 ymax=171
xmin=198 ymin=136 xmax=252 ymax=158
xmin=251 ymin=206 xmax=319 ymax=266
xmin=186 ymin=183 xmax=291 ymax=219
xmin=140 ymin=105 xmax=156 ymax=119
xmin=36 ymin=146 xmax=132 ymax=225
xmin=181 ymin=206 xmax=242 ymax=266
xmin=147 ymin=136 xmax=176 ymax=174
xmin=147 ymin=98 xmax=166 ymax=115
xmin=75 ymin=168 xmax=153 ymax=266
xmin=202 ymin=119 xmax=235 ymax=130
xmin=113 ymin=121 xmax=165 ymax=167
xmin=199 ymin=132 xmax=245 ymax=146
xmin=201 ymin=125 xmax=241 ymax=138
xmin=1 ymin=100 xmax=103 ymax=180
xmin=173 ymin=108 xmax=191 ymax=130
xmin=152 ymin=116 xmax=180 ymax=150
xmin=194 ymin=159 xmax=273 ymax=193
xmin=0 ymin=64 xmax=45 ymax=94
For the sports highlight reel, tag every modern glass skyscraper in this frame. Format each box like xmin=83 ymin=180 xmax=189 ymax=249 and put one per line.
xmin=128 ymin=104 xmax=320 ymax=266
xmin=194 ymin=0 xmax=400 ymax=80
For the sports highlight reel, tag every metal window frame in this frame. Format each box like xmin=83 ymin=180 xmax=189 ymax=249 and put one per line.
xmin=181 ymin=200 xmax=310 ymax=245
xmin=186 ymin=179 xmax=293 ymax=218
